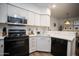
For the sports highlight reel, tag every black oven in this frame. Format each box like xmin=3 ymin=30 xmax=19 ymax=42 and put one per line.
xmin=4 ymin=36 xmax=29 ymax=56
xmin=4 ymin=29 xmax=29 ymax=56
xmin=8 ymin=29 xmax=26 ymax=37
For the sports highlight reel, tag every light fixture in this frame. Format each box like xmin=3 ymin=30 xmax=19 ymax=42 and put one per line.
xmin=64 ymin=13 xmax=71 ymax=25
xmin=64 ymin=20 xmax=70 ymax=25
xmin=52 ymin=4 xmax=56 ymax=8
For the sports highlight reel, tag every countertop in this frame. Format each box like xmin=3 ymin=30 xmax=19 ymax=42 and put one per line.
xmin=29 ymin=31 xmax=76 ymax=41
xmin=50 ymin=31 xmax=76 ymax=41
xmin=0 ymin=31 xmax=76 ymax=41
xmin=0 ymin=36 xmax=5 ymax=39
xmin=29 ymin=35 xmax=50 ymax=37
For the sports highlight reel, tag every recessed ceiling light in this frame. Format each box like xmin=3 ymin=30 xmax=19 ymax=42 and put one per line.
xmin=52 ymin=4 xmax=56 ymax=8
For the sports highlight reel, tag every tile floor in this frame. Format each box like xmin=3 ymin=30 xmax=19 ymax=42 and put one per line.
xmin=30 ymin=51 xmax=53 ymax=56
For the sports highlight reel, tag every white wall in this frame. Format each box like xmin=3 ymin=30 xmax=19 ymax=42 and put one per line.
xmin=50 ymin=17 xmax=59 ymax=31
xmin=56 ymin=17 xmax=79 ymax=31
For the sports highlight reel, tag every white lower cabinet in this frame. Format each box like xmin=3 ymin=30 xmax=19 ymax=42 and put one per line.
xmin=0 ymin=39 xmax=4 ymax=56
xmin=36 ymin=37 xmax=51 ymax=52
xmin=29 ymin=36 xmax=51 ymax=53
xmin=29 ymin=37 xmax=37 ymax=53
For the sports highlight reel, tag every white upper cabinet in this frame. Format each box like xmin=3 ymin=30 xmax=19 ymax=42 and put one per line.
xmin=0 ymin=4 xmax=7 ymax=23
xmin=7 ymin=4 xmax=50 ymax=26
xmin=40 ymin=15 xmax=50 ymax=27
xmin=17 ymin=7 xmax=29 ymax=20
xmin=8 ymin=4 xmax=29 ymax=19
xmin=28 ymin=11 xmax=35 ymax=25
xmin=46 ymin=15 xmax=50 ymax=26
xmin=34 ymin=13 xmax=40 ymax=26
xmin=8 ymin=4 xmax=20 ymax=16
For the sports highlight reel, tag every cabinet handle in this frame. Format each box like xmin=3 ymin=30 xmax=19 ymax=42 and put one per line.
xmin=48 ymin=40 xmax=50 ymax=42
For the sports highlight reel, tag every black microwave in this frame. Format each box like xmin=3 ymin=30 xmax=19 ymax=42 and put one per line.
xmin=7 ymin=16 xmax=27 ymax=24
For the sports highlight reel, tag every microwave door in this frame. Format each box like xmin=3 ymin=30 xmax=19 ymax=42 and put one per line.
xmin=7 ymin=16 xmax=23 ymax=23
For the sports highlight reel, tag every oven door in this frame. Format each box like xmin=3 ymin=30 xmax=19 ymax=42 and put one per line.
xmin=4 ymin=37 xmax=29 ymax=56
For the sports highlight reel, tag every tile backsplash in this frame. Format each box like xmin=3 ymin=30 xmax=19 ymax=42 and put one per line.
xmin=26 ymin=26 xmax=48 ymax=35
xmin=0 ymin=23 xmax=49 ymax=36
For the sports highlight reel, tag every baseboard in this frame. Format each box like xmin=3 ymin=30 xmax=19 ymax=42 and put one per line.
xmin=29 ymin=51 xmax=36 ymax=54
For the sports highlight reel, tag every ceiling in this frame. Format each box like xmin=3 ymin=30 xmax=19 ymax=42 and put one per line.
xmin=51 ymin=3 xmax=79 ymax=19
xmin=33 ymin=3 xmax=51 ymax=7
xmin=34 ymin=3 xmax=79 ymax=19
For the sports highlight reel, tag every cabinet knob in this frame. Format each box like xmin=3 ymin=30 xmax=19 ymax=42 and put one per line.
xmin=1 ymin=45 xmax=3 ymax=47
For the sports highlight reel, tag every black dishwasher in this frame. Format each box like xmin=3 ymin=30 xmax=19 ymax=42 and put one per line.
xmin=51 ymin=37 xmax=68 ymax=56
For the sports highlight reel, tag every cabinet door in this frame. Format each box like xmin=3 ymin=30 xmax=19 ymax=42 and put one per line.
xmin=37 ymin=37 xmax=51 ymax=52
xmin=40 ymin=15 xmax=50 ymax=27
xmin=40 ymin=15 xmax=46 ymax=26
xmin=8 ymin=4 xmax=29 ymax=20
xmin=28 ymin=11 xmax=35 ymax=25
xmin=46 ymin=15 xmax=50 ymax=27
xmin=0 ymin=4 xmax=7 ymax=23
xmin=29 ymin=37 xmax=36 ymax=53
xmin=18 ymin=8 xmax=29 ymax=20
xmin=34 ymin=13 xmax=40 ymax=26
xmin=8 ymin=4 xmax=20 ymax=16
xmin=0 ymin=40 xmax=4 ymax=56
